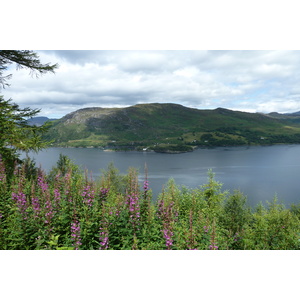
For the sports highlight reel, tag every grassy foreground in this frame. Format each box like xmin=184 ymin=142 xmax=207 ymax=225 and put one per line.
xmin=1 ymin=155 xmax=300 ymax=250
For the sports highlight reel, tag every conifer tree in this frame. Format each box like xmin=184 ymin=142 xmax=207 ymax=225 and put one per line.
xmin=0 ymin=50 xmax=58 ymax=88
xmin=0 ymin=50 xmax=58 ymax=176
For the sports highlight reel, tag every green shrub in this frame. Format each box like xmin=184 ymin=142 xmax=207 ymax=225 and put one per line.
xmin=1 ymin=156 xmax=299 ymax=250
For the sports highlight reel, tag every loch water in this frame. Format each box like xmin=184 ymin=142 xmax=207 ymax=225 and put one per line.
xmin=21 ymin=144 xmax=300 ymax=208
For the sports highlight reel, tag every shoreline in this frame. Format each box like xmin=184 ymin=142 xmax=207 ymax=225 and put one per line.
xmin=46 ymin=142 xmax=300 ymax=154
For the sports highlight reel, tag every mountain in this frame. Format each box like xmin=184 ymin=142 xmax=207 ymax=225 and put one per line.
xmin=267 ymin=111 xmax=300 ymax=125
xmin=268 ymin=111 xmax=300 ymax=118
xmin=27 ymin=116 xmax=57 ymax=126
xmin=285 ymin=111 xmax=300 ymax=116
xmin=43 ymin=103 xmax=300 ymax=151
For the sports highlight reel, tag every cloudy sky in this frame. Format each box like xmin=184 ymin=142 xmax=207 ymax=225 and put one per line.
xmin=3 ymin=50 xmax=300 ymax=119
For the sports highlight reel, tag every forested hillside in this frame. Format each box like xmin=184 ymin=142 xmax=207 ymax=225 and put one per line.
xmin=43 ymin=103 xmax=300 ymax=151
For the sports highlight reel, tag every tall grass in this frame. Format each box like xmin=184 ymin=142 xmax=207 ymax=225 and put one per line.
xmin=0 ymin=155 xmax=299 ymax=250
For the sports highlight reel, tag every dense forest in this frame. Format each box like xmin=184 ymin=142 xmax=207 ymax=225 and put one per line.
xmin=1 ymin=154 xmax=300 ymax=250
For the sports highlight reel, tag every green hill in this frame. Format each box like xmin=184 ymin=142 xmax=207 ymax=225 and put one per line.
xmin=43 ymin=103 xmax=300 ymax=152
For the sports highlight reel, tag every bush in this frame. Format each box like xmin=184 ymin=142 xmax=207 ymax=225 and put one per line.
xmin=0 ymin=157 xmax=299 ymax=250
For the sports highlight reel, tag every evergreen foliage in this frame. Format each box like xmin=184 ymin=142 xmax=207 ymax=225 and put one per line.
xmin=0 ymin=50 xmax=57 ymax=177
xmin=0 ymin=50 xmax=58 ymax=88
xmin=0 ymin=96 xmax=51 ymax=178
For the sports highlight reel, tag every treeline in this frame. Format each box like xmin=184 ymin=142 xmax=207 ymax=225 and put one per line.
xmin=187 ymin=128 xmax=300 ymax=147
xmin=0 ymin=155 xmax=300 ymax=250
xmin=150 ymin=144 xmax=194 ymax=153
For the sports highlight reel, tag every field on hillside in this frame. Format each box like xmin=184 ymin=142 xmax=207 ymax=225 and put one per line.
xmin=43 ymin=104 xmax=300 ymax=150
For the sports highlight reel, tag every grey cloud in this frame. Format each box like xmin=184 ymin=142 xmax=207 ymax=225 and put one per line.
xmin=3 ymin=50 xmax=300 ymax=118
xmin=41 ymin=50 xmax=111 ymax=65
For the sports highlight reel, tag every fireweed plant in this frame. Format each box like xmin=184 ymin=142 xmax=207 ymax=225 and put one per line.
xmin=0 ymin=155 xmax=300 ymax=250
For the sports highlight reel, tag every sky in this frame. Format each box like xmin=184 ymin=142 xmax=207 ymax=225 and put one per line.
xmin=3 ymin=50 xmax=300 ymax=119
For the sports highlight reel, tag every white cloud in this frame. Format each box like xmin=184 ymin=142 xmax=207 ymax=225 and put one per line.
xmin=173 ymin=67 xmax=199 ymax=78
xmin=256 ymin=99 xmax=300 ymax=113
xmin=3 ymin=50 xmax=300 ymax=118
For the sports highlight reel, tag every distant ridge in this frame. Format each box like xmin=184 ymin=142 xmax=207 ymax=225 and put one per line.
xmin=43 ymin=103 xmax=300 ymax=151
xmin=285 ymin=111 xmax=300 ymax=116
xmin=27 ymin=116 xmax=57 ymax=126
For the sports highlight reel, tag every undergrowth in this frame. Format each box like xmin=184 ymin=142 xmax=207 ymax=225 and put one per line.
xmin=0 ymin=155 xmax=299 ymax=250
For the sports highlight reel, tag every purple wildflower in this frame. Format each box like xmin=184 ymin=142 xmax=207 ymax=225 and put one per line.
xmin=157 ymin=197 xmax=177 ymax=249
xmin=44 ymin=199 xmax=54 ymax=225
xmin=157 ymin=198 xmax=176 ymax=223
xmin=162 ymin=227 xmax=174 ymax=250
xmin=100 ymin=235 xmax=109 ymax=249
xmin=12 ymin=192 xmax=28 ymax=219
xmin=82 ymin=184 xmax=95 ymax=207
xmin=143 ymin=180 xmax=149 ymax=192
xmin=31 ymin=197 xmax=41 ymax=217
xmin=157 ymin=197 xmax=165 ymax=219
xmin=54 ymin=188 xmax=61 ymax=204
xmin=99 ymin=188 xmax=109 ymax=201
xmin=99 ymin=226 xmax=109 ymax=250
xmin=71 ymin=220 xmax=82 ymax=250
xmin=126 ymin=193 xmax=140 ymax=229
xmin=37 ymin=173 xmax=49 ymax=193
xmin=209 ymin=243 xmax=219 ymax=250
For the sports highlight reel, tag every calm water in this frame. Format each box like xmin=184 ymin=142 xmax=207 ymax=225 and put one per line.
xmin=21 ymin=145 xmax=300 ymax=207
